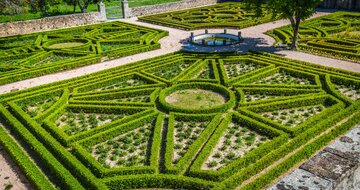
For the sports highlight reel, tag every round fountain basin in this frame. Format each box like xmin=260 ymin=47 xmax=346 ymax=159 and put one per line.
xmin=191 ymin=33 xmax=241 ymax=46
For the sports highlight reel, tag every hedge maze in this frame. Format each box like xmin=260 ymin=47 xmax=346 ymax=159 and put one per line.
xmin=0 ymin=51 xmax=359 ymax=190
xmin=0 ymin=21 xmax=168 ymax=85
xmin=138 ymin=2 xmax=274 ymax=30
xmin=268 ymin=12 xmax=360 ymax=63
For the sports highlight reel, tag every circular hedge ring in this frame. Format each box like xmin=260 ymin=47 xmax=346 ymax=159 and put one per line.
xmin=43 ymin=38 xmax=92 ymax=50
xmin=158 ymin=82 xmax=236 ymax=113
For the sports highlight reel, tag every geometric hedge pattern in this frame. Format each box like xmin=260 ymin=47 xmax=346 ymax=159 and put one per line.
xmin=139 ymin=2 xmax=274 ymax=30
xmin=0 ymin=21 xmax=167 ymax=85
xmin=269 ymin=11 xmax=360 ymax=63
xmin=0 ymin=52 xmax=359 ymax=190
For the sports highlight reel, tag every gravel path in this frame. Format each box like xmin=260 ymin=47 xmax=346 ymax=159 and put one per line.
xmin=0 ymin=145 xmax=33 ymax=190
xmin=0 ymin=9 xmax=359 ymax=95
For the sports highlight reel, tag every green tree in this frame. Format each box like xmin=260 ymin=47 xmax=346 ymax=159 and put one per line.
xmin=77 ymin=0 xmax=99 ymax=13
xmin=244 ymin=0 xmax=322 ymax=50
xmin=64 ymin=0 xmax=77 ymax=13
xmin=0 ymin=0 xmax=29 ymax=15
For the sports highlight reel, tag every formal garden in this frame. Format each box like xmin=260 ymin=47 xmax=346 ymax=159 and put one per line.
xmin=0 ymin=21 xmax=167 ymax=85
xmin=139 ymin=2 xmax=275 ymax=30
xmin=268 ymin=11 xmax=360 ymax=63
xmin=0 ymin=1 xmax=360 ymax=190
xmin=0 ymin=50 xmax=359 ymax=189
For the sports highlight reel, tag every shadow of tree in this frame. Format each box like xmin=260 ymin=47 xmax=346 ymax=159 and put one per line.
xmin=180 ymin=36 xmax=286 ymax=53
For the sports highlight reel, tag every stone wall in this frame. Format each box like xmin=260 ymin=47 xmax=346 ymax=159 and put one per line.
xmin=129 ymin=0 xmax=219 ymax=17
xmin=322 ymin=0 xmax=360 ymax=10
xmin=0 ymin=12 xmax=106 ymax=37
xmin=269 ymin=125 xmax=360 ymax=190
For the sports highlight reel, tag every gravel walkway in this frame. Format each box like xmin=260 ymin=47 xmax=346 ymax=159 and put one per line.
xmin=0 ymin=145 xmax=32 ymax=190
xmin=0 ymin=9 xmax=359 ymax=95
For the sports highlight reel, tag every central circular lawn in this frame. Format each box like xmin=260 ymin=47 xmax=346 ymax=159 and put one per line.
xmin=165 ymin=89 xmax=226 ymax=109
xmin=47 ymin=42 xmax=84 ymax=49
xmin=158 ymin=82 xmax=236 ymax=113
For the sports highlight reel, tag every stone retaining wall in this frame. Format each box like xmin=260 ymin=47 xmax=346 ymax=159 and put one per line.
xmin=269 ymin=125 xmax=360 ymax=190
xmin=0 ymin=12 xmax=106 ymax=37
xmin=322 ymin=0 xmax=360 ymax=10
xmin=129 ymin=0 xmax=219 ymax=17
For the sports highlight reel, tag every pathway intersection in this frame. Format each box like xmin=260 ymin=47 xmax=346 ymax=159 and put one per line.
xmin=0 ymin=10 xmax=359 ymax=95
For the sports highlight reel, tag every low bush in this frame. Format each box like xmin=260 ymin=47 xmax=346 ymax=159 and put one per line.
xmin=138 ymin=2 xmax=275 ymax=30
xmin=0 ymin=51 xmax=358 ymax=189
xmin=269 ymin=12 xmax=360 ymax=63
xmin=0 ymin=21 xmax=168 ymax=85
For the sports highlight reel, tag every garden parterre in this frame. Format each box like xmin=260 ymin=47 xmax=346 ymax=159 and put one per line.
xmin=0 ymin=51 xmax=359 ymax=189
xmin=138 ymin=2 xmax=275 ymax=30
xmin=268 ymin=12 xmax=360 ymax=63
xmin=0 ymin=21 xmax=168 ymax=85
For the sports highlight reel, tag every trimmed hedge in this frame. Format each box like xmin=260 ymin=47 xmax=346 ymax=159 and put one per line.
xmin=187 ymin=112 xmax=288 ymax=181
xmin=0 ymin=114 xmax=55 ymax=190
xmin=72 ymin=112 xmax=162 ymax=177
xmin=0 ymin=51 xmax=358 ymax=189
xmin=103 ymin=174 xmax=217 ymax=189
xmin=0 ymin=20 xmax=168 ymax=85
xmin=269 ymin=11 xmax=360 ymax=63
xmin=139 ymin=2 xmax=275 ymax=30
xmin=164 ymin=113 xmax=223 ymax=174
xmin=0 ymin=105 xmax=86 ymax=189
xmin=158 ymin=82 xmax=236 ymax=114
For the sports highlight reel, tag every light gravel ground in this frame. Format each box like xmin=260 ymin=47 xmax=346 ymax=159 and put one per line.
xmin=0 ymin=145 xmax=33 ymax=190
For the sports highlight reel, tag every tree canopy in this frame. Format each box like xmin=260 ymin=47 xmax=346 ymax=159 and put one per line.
xmin=244 ymin=0 xmax=323 ymax=50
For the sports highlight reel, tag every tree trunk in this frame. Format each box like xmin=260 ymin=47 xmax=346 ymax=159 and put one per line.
xmin=73 ymin=0 xmax=77 ymax=13
xmin=289 ymin=15 xmax=301 ymax=50
xmin=78 ymin=0 xmax=89 ymax=13
xmin=291 ymin=24 xmax=299 ymax=50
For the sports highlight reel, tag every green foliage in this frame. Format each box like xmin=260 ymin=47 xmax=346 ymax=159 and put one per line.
xmin=0 ymin=21 xmax=167 ymax=85
xmin=139 ymin=2 xmax=275 ymax=30
xmin=269 ymin=12 xmax=360 ymax=62
xmin=244 ymin=0 xmax=323 ymax=49
xmin=0 ymin=51 xmax=359 ymax=189
xmin=158 ymin=82 xmax=236 ymax=114
xmin=0 ymin=0 xmax=181 ymax=23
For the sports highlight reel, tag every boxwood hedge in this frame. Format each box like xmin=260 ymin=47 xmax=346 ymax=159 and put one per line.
xmin=0 ymin=51 xmax=359 ymax=189
xmin=267 ymin=11 xmax=360 ymax=63
xmin=138 ymin=2 xmax=275 ymax=30
xmin=0 ymin=21 xmax=168 ymax=85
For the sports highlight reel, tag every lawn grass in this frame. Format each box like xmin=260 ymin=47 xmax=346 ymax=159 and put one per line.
xmin=0 ymin=0 xmax=180 ymax=23
xmin=48 ymin=42 xmax=85 ymax=49
xmin=165 ymin=89 xmax=226 ymax=109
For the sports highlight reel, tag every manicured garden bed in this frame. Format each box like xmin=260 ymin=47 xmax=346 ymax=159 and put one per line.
xmin=0 ymin=21 xmax=168 ymax=85
xmin=138 ymin=2 xmax=275 ymax=30
xmin=0 ymin=51 xmax=359 ymax=189
xmin=267 ymin=12 xmax=360 ymax=63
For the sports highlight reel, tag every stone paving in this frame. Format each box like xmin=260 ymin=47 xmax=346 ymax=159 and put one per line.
xmin=269 ymin=125 xmax=360 ymax=190
xmin=1 ymin=9 xmax=359 ymax=94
